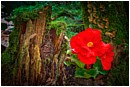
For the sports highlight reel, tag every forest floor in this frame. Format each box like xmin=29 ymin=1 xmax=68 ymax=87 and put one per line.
xmin=1 ymin=62 xmax=108 ymax=86
xmin=1 ymin=60 xmax=128 ymax=86
xmin=65 ymin=65 xmax=108 ymax=86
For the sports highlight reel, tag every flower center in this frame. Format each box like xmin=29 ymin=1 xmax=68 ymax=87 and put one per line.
xmin=87 ymin=42 xmax=93 ymax=47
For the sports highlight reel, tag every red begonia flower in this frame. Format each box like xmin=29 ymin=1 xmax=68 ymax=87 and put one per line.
xmin=70 ymin=28 xmax=102 ymax=64
xmin=70 ymin=28 xmax=114 ymax=71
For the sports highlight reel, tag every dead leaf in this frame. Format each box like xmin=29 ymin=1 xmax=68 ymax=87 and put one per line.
xmin=87 ymin=3 xmax=91 ymax=8
xmin=93 ymin=6 xmax=96 ymax=11
xmin=88 ymin=9 xmax=91 ymax=13
xmin=93 ymin=19 xmax=97 ymax=24
xmin=97 ymin=23 xmax=105 ymax=29
xmin=105 ymin=31 xmax=116 ymax=38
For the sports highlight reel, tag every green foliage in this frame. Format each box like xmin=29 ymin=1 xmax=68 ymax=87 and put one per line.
xmin=75 ymin=64 xmax=104 ymax=79
xmin=51 ymin=2 xmax=81 ymax=19
xmin=93 ymin=58 xmax=108 ymax=75
xmin=1 ymin=27 xmax=20 ymax=82
xmin=49 ymin=21 xmax=67 ymax=35
xmin=66 ymin=31 xmax=77 ymax=39
xmin=64 ymin=61 xmax=72 ymax=67
xmin=75 ymin=68 xmax=92 ymax=79
xmin=66 ymin=49 xmax=72 ymax=55
xmin=71 ymin=54 xmax=85 ymax=68
xmin=49 ymin=1 xmax=82 ymax=37
xmin=86 ymin=69 xmax=98 ymax=78
xmin=10 ymin=4 xmax=45 ymax=24
xmin=2 ymin=27 xmax=19 ymax=64
xmin=64 ymin=53 xmax=108 ymax=79
xmin=10 ymin=2 xmax=82 ymax=38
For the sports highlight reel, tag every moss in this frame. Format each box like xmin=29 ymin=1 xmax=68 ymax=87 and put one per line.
xmin=85 ymin=1 xmax=128 ymax=45
xmin=10 ymin=4 xmax=46 ymax=24
xmin=49 ymin=21 xmax=67 ymax=36
xmin=107 ymin=1 xmax=128 ymax=44
xmin=1 ymin=23 xmax=7 ymax=30
xmin=2 ymin=26 xmax=19 ymax=61
xmin=108 ymin=61 xmax=129 ymax=86
xmin=1 ymin=27 xmax=20 ymax=82
xmin=80 ymin=2 xmax=89 ymax=28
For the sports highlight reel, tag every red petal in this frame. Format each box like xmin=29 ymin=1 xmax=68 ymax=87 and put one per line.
xmin=95 ymin=42 xmax=114 ymax=57
xmin=92 ymin=29 xmax=102 ymax=44
xmin=99 ymin=42 xmax=114 ymax=62
xmin=101 ymin=59 xmax=112 ymax=70
xmin=101 ymin=56 xmax=113 ymax=64
xmin=70 ymin=35 xmax=84 ymax=53
xmin=77 ymin=53 xmax=96 ymax=64
xmin=78 ymin=28 xmax=102 ymax=44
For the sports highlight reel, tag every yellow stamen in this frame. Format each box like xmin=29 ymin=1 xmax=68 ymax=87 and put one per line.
xmin=87 ymin=42 xmax=93 ymax=47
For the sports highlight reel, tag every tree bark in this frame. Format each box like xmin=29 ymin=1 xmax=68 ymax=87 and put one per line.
xmin=13 ymin=6 xmax=66 ymax=85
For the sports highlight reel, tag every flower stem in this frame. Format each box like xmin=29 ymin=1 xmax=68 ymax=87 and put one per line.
xmin=86 ymin=64 xmax=92 ymax=70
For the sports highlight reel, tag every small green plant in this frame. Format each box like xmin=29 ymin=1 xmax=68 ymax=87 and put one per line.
xmin=65 ymin=51 xmax=108 ymax=79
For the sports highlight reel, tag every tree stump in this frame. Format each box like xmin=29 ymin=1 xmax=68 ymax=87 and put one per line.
xmin=10 ymin=6 xmax=67 ymax=86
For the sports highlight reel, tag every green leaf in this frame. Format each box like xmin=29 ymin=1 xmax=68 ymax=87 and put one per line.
xmin=75 ymin=61 xmax=85 ymax=68
xmin=75 ymin=68 xmax=85 ymax=77
xmin=71 ymin=55 xmax=85 ymax=68
xmin=75 ymin=68 xmax=100 ymax=79
xmin=87 ymin=69 xmax=99 ymax=78
xmin=64 ymin=61 xmax=72 ymax=66
xmin=75 ymin=68 xmax=91 ymax=79
xmin=99 ymin=70 xmax=108 ymax=75
xmin=93 ymin=58 xmax=102 ymax=71
xmin=66 ymin=50 xmax=72 ymax=54
xmin=84 ymin=72 xmax=92 ymax=79
xmin=93 ymin=57 xmax=108 ymax=75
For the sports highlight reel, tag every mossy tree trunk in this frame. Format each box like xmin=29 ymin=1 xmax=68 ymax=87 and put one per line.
xmin=3 ymin=6 xmax=67 ymax=86
xmin=81 ymin=1 xmax=89 ymax=29
xmin=80 ymin=0 xmax=128 ymax=73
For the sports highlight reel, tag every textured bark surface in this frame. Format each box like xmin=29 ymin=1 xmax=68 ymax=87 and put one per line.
xmin=13 ymin=6 xmax=66 ymax=85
